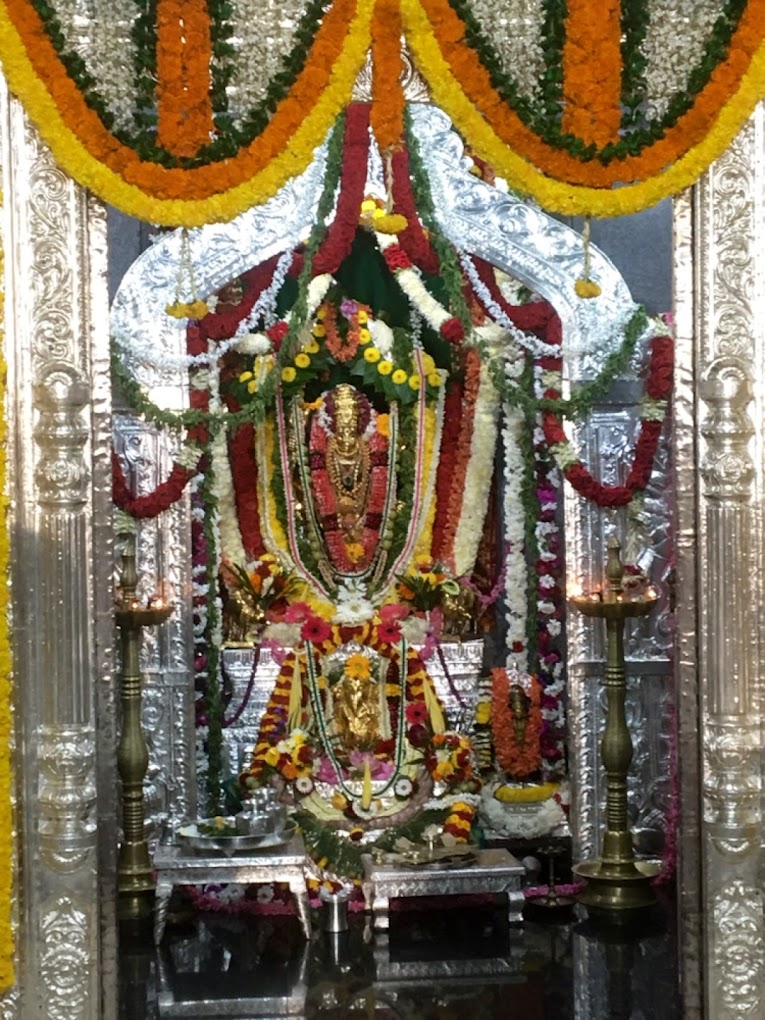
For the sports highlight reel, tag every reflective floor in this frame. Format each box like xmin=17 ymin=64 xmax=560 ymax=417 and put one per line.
xmin=120 ymin=894 xmax=680 ymax=1019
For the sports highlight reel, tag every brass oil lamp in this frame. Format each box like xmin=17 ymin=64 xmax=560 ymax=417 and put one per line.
xmin=115 ymin=533 xmax=173 ymax=920
xmin=568 ymin=534 xmax=659 ymax=916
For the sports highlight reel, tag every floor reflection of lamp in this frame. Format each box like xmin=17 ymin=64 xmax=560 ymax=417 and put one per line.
xmin=568 ymin=534 xmax=659 ymax=917
xmin=115 ymin=533 xmax=173 ymax=921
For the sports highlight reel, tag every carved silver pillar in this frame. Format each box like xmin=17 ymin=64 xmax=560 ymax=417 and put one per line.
xmin=0 ymin=82 xmax=117 ymax=1019
xmin=675 ymin=109 xmax=765 ymax=1019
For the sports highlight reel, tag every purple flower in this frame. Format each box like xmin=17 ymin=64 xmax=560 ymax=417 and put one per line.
xmin=340 ymin=298 xmax=359 ymax=319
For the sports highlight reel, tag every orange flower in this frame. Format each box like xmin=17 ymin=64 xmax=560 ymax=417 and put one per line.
xmin=371 ymin=0 xmax=405 ymax=153
xmin=156 ymin=0 xmax=214 ymax=157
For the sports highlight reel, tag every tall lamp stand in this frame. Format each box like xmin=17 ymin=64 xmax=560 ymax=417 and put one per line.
xmin=569 ymin=534 xmax=659 ymax=917
xmin=115 ymin=535 xmax=172 ymax=921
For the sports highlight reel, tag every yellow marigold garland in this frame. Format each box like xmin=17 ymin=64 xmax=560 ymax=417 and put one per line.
xmin=0 ymin=0 xmax=373 ymax=225
xmin=400 ymin=0 xmax=765 ymax=216
xmin=0 ymin=193 xmax=14 ymax=988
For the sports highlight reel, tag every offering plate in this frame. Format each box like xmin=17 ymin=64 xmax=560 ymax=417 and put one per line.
xmin=373 ymin=844 xmax=478 ymax=870
xmin=177 ymin=817 xmax=297 ymax=856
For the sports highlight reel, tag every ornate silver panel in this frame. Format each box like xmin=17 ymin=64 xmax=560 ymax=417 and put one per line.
xmin=676 ymin=106 xmax=765 ymax=1018
xmin=1 ymin=85 xmax=117 ymax=1019
xmin=565 ymin=400 xmax=673 ymax=861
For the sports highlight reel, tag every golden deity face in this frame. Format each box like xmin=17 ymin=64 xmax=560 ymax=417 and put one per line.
xmin=333 ymin=384 xmax=360 ymax=454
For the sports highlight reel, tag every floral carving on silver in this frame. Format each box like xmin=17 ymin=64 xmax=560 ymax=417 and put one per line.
xmin=39 ymin=896 xmax=92 ymax=1020
xmin=713 ymin=880 xmax=764 ymax=1016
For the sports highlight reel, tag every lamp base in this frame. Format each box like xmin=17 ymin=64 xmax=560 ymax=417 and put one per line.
xmin=573 ymin=858 xmax=659 ymax=918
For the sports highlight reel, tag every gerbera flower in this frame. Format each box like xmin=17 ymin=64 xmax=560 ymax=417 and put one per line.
xmin=301 ymin=616 xmax=332 ymax=644
xmin=376 ymin=622 xmax=401 ymax=644
xmin=405 ymin=702 xmax=429 ymax=726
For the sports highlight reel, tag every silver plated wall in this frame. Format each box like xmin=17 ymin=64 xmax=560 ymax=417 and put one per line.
xmin=674 ymin=109 xmax=765 ymax=1019
xmin=1 ymin=84 xmax=117 ymax=1020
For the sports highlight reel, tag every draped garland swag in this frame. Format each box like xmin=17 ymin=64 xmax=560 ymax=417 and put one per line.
xmin=1 ymin=0 xmax=764 ymax=223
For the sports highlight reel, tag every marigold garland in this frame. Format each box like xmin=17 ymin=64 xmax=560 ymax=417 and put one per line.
xmin=0 ymin=0 xmax=372 ymax=225
xmin=370 ymin=0 xmax=405 ymax=154
xmin=401 ymin=0 xmax=765 ymax=216
xmin=491 ymin=667 xmax=542 ymax=778
xmin=155 ymin=0 xmax=214 ymax=157
xmin=0 ymin=194 xmax=14 ymax=988
xmin=561 ymin=0 xmax=622 ymax=147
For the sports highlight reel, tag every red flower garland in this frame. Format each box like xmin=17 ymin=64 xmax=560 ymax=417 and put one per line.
xmin=312 ymin=104 xmax=371 ymax=276
xmin=542 ymin=329 xmax=673 ymax=508
xmin=112 ymin=449 xmax=198 ymax=519
xmin=391 ymin=147 xmax=440 ymax=274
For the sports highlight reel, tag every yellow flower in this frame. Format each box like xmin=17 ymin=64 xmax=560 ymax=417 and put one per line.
xmin=378 ymin=360 xmax=393 ymax=376
xmin=376 ymin=413 xmax=390 ymax=437
xmin=239 ymin=370 xmax=253 ymax=382
xmin=305 ymin=339 xmax=320 ymax=354
xmin=372 ymin=207 xmax=385 ymax=220
xmin=357 ymin=310 xmax=368 ymax=324
xmin=433 ymin=761 xmax=454 ymax=780
xmin=345 ymin=652 xmax=371 ymax=680
xmin=313 ymin=323 xmax=326 ymax=337
xmin=574 ymin=278 xmax=602 ymax=299
xmin=264 ymin=747 xmax=281 ymax=766
xmin=295 ymin=352 xmax=311 ymax=369
xmin=421 ymin=353 xmax=435 ymax=374
xmin=316 ymin=305 xmax=327 ymax=321
xmin=385 ymin=683 xmax=401 ymax=697
xmin=408 ymin=374 xmax=421 ymax=390
xmin=345 ymin=541 xmax=364 ymax=562
xmin=360 ymin=198 xmax=377 ymax=213
xmin=392 ymin=369 xmax=407 ymax=385
xmin=247 ymin=380 xmax=258 ymax=394
xmin=475 ymin=701 xmax=491 ymax=725
xmin=374 ymin=213 xmax=408 ymax=235
xmin=359 ymin=328 xmax=371 ymax=344
xmin=331 ymin=792 xmax=348 ymax=811
xmin=282 ymin=366 xmax=297 ymax=383
xmin=364 ymin=347 xmax=381 ymax=363
xmin=427 ymin=372 xmax=442 ymax=387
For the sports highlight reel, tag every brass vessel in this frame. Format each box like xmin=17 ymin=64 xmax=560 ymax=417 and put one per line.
xmin=569 ymin=535 xmax=659 ymax=916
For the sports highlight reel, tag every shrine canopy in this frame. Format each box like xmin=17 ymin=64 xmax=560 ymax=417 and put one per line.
xmin=1 ymin=0 xmax=764 ymax=226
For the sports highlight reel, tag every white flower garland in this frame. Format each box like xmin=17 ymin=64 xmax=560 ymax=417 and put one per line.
xmin=374 ymin=231 xmax=456 ymax=334
xmin=113 ymin=249 xmax=293 ymax=373
xmin=502 ymin=347 xmax=528 ymax=670
xmin=458 ymin=251 xmax=561 ymax=358
xmin=452 ymin=362 xmax=501 ymax=576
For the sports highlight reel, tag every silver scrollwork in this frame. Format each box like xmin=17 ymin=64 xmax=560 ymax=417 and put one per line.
xmin=39 ymin=897 xmax=93 ymax=1020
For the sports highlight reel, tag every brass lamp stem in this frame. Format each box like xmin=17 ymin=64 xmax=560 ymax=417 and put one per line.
xmin=115 ymin=534 xmax=172 ymax=921
xmin=569 ymin=534 xmax=659 ymax=916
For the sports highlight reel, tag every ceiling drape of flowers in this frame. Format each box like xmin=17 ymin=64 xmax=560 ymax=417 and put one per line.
xmin=0 ymin=0 xmax=764 ymax=224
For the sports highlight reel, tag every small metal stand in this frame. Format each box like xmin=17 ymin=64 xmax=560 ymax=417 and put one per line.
xmin=115 ymin=533 xmax=173 ymax=921
xmin=524 ymin=845 xmax=575 ymax=920
xmin=568 ymin=535 xmax=659 ymax=917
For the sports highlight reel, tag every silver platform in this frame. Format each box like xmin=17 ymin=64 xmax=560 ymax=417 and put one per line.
xmin=153 ymin=834 xmax=312 ymax=946
xmin=362 ymin=847 xmax=525 ymax=930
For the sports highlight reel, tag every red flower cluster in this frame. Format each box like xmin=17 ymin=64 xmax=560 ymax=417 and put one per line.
xmin=440 ymin=318 xmax=464 ymax=344
xmin=383 ymin=244 xmax=413 ymax=272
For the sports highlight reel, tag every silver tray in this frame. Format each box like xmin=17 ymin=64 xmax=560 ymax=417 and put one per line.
xmin=177 ymin=817 xmax=297 ymax=855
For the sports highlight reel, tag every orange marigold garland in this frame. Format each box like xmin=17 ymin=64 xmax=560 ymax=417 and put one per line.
xmin=490 ymin=667 xmax=542 ymax=778
xmin=370 ymin=0 xmax=405 ymax=154
xmin=156 ymin=0 xmax=214 ymax=157
xmin=561 ymin=0 xmax=622 ymax=147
